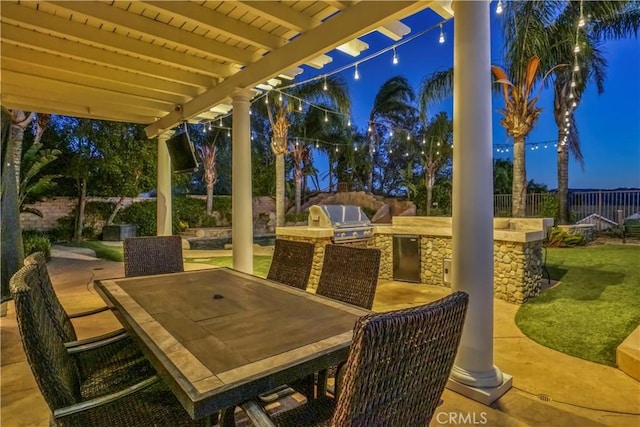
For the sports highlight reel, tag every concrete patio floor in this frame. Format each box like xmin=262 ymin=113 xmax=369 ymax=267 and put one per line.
xmin=1 ymin=248 xmax=638 ymax=426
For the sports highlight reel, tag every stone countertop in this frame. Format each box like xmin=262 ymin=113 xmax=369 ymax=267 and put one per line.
xmin=275 ymin=226 xmax=334 ymax=238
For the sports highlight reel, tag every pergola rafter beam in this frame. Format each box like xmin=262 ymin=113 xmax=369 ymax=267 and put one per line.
xmin=1 ymin=44 xmax=198 ymax=101
xmin=46 ymin=1 xmax=260 ymax=65
xmin=0 ymin=2 xmax=233 ymax=79
xmin=139 ymin=1 xmax=286 ymax=51
xmin=236 ymin=1 xmax=320 ymax=32
xmin=1 ymin=24 xmax=213 ymax=88
xmin=145 ymin=1 xmax=430 ymax=137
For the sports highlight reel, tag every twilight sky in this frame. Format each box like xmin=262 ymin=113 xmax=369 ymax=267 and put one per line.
xmin=295 ymin=5 xmax=639 ymax=190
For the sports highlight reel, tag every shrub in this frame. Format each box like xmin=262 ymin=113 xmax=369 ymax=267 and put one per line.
xmin=546 ymin=227 xmax=585 ymax=247
xmin=540 ymin=193 xmax=559 ymax=220
xmin=285 ymin=211 xmax=308 ymax=223
xmin=23 ymin=231 xmax=52 ymax=260
xmin=117 ymin=200 xmax=157 ymax=236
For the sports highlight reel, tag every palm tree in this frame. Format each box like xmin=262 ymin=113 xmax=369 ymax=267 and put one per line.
xmin=196 ymin=130 xmax=221 ymax=215
xmin=290 ymin=140 xmax=310 ymax=213
xmin=503 ymin=1 xmax=640 ymax=223
xmin=10 ymin=110 xmax=36 ymax=187
xmin=420 ymin=112 xmax=453 ymax=215
xmin=263 ymin=76 xmax=350 ymax=226
xmin=367 ymin=76 xmax=416 ymax=193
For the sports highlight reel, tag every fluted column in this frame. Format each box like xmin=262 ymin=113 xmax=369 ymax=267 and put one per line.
xmin=231 ymin=88 xmax=255 ymax=274
xmin=156 ymin=130 xmax=173 ymax=236
xmin=447 ymin=0 xmax=512 ymax=405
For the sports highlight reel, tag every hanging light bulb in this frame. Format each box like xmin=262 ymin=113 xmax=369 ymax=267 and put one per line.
xmin=249 ymin=108 xmax=252 ymax=115
xmin=422 ymin=137 xmax=426 ymax=145
xmin=389 ymin=130 xmax=393 ymax=137
xmin=565 ymin=117 xmax=569 ymax=122
xmin=335 ymin=147 xmax=339 ymax=152
xmin=569 ymin=92 xmax=574 ymax=99
xmin=251 ymin=133 xmax=254 ymax=141
xmin=354 ymin=145 xmax=358 ymax=151
xmin=573 ymin=64 xmax=580 ymax=72
xmin=571 ymin=80 xmax=576 ymax=88
xmin=437 ymin=142 xmax=441 ymax=146
xmin=227 ymin=129 xmax=231 ymax=137
xmin=323 ymin=76 xmax=328 ymax=91
xmin=208 ymin=122 xmax=212 ymax=131
xmin=295 ymin=138 xmax=299 ymax=147
xmin=574 ymin=44 xmax=580 ymax=53
xmin=298 ymin=100 xmax=302 ymax=112
xmin=372 ymin=147 xmax=376 ymax=153
xmin=406 ymin=134 xmax=410 ymax=141
xmin=436 ymin=151 xmax=440 ymax=155
xmin=278 ymin=92 xmax=283 ymax=102
xmin=389 ymin=149 xmax=393 ymax=154
xmin=572 ymin=101 xmax=577 ymax=107
xmin=421 ymin=150 xmax=424 ymax=155
xmin=496 ymin=0 xmax=503 ymax=14
xmin=567 ymin=122 xmax=571 ymax=128
xmin=354 ymin=63 xmax=360 ymax=80
xmin=578 ymin=16 xmax=585 ymax=28
xmin=202 ymin=126 xmax=206 ymax=133
xmin=392 ymin=47 xmax=398 ymax=65
xmin=265 ymin=96 xmax=269 ymax=104
xmin=347 ymin=118 xmax=351 ymax=127
xmin=315 ymin=141 xmax=319 ymax=148
xmin=219 ymin=118 xmax=223 ymax=127
xmin=439 ymin=24 xmax=445 ymax=44
xmin=368 ymin=124 xmax=372 ymax=133
xmin=324 ymin=111 xmax=328 ymax=122
xmin=565 ymin=111 xmax=570 ymax=116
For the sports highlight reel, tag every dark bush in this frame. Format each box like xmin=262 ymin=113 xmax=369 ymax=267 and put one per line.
xmin=23 ymin=231 xmax=52 ymax=260
xmin=117 ymin=200 xmax=157 ymax=236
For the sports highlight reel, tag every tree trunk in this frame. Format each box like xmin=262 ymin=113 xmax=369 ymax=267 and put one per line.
xmin=557 ymin=133 xmax=570 ymax=224
xmin=10 ymin=111 xmax=35 ymax=189
xmin=275 ymin=153 xmax=285 ymax=226
xmin=106 ymin=196 xmax=126 ymax=226
xmin=1 ymin=110 xmax=24 ymax=302
xmin=74 ymin=178 xmax=87 ymax=242
xmin=367 ymin=135 xmax=375 ymax=193
xmin=328 ymin=158 xmax=334 ymax=192
xmin=512 ymin=135 xmax=527 ymax=217
xmin=206 ymin=183 xmax=214 ymax=215
xmin=425 ymin=170 xmax=435 ymax=216
xmin=295 ymin=180 xmax=302 ymax=213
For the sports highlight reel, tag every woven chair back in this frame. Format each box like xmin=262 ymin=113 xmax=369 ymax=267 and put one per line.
xmin=123 ymin=235 xmax=184 ymax=277
xmin=331 ymin=291 xmax=469 ymax=426
xmin=267 ymin=239 xmax=314 ymax=290
xmin=10 ymin=265 xmax=81 ymax=411
xmin=316 ymin=245 xmax=381 ymax=309
xmin=24 ymin=252 xmax=78 ymax=342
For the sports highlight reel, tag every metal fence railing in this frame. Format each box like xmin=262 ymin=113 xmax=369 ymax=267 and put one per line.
xmin=493 ymin=190 xmax=640 ymax=227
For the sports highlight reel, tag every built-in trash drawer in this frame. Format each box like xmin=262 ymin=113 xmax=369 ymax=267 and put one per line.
xmin=393 ymin=235 xmax=421 ymax=283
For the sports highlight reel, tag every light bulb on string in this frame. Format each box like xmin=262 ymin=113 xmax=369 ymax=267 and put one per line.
xmin=347 ymin=118 xmax=351 ymax=127
xmin=368 ymin=124 xmax=372 ymax=133
xmin=496 ymin=0 xmax=503 ymax=14
xmin=406 ymin=134 xmax=410 ymax=141
xmin=574 ymin=44 xmax=580 ymax=53
xmin=202 ymin=126 xmax=206 ymax=134
xmin=227 ymin=130 xmax=231 ymax=137
xmin=439 ymin=24 xmax=445 ymax=44
xmin=219 ymin=118 xmax=223 ymax=127
xmin=573 ymin=64 xmax=580 ymax=72
xmin=315 ymin=141 xmax=319 ymax=148
xmin=572 ymin=101 xmax=577 ymax=107
xmin=570 ymin=80 xmax=576 ymax=88
xmin=354 ymin=63 xmax=360 ymax=80
xmin=392 ymin=47 xmax=398 ymax=65
xmin=295 ymin=138 xmax=299 ymax=147
xmin=389 ymin=130 xmax=393 ymax=137
xmin=249 ymin=108 xmax=252 ymax=115
xmin=354 ymin=145 xmax=358 ymax=151
xmin=324 ymin=111 xmax=328 ymax=122
xmin=565 ymin=111 xmax=570 ymax=116
xmin=422 ymin=137 xmax=426 ymax=145
xmin=569 ymin=92 xmax=574 ymax=99
xmin=298 ymin=101 xmax=303 ymax=112
xmin=436 ymin=151 xmax=440 ymax=155
xmin=335 ymin=147 xmax=339 ymax=153
xmin=389 ymin=149 xmax=393 ymax=154
xmin=421 ymin=150 xmax=424 ymax=155
xmin=578 ymin=16 xmax=585 ymax=28
xmin=372 ymin=147 xmax=376 ymax=153
xmin=265 ymin=96 xmax=269 ymax=104
xmin=278 ymin=92 xmax=283 ymax=102
xmin=323 ymin=76 xmax=328 ymax=91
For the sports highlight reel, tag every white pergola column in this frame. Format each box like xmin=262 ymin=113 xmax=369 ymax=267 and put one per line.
xmin=447 ymin=0 xmax=512 ymax=405
xmin=156 ymin=130 xmax=173 ymax=236
xmin=231 ymin=88 xmax=255 ymax=274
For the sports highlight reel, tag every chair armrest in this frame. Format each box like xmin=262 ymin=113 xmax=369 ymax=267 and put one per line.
xmin=64 ymin=329 xmax=128 ymax=354
xmin=68 ymin=305 xmax=110 ymax=318
xmin=53 ymin=376 xmax=160 ymax=419
xmin=241 ymin=400 xmax=277 ymax=427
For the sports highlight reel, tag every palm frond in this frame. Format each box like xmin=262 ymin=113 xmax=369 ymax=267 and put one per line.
xmin=418 ymin=68 xmax=453 ymax=119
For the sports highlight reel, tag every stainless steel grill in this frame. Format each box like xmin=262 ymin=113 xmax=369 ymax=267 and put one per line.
xmin=308 ymin=205 xmax=374 ymax=243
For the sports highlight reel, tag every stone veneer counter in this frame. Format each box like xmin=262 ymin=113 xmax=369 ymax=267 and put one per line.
xmin=277 ymin=217 xmax=553 ymax=304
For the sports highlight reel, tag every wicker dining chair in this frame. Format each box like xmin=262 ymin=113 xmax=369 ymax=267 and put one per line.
xmin=268 ymin=291 xmax=470 ymax=427
xmin=22 ymin=252 xmax=148 ymax=381
xmin=316 ymin=245 xmax=381 ymax=310
xmin=123 ymin=235 xmax=184 ymax=277
xmin=10 ymin=264 xmax=205 ymax=427
xmin=267 ymin=239 xmax=315 ymax=290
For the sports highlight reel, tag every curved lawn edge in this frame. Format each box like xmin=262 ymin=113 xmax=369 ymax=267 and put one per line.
xmin=515 ymin=245 xmax=640 ymax=366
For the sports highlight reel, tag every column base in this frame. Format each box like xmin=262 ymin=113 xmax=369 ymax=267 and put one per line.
xmin=446 ymin=373 xmax=513 ymax=406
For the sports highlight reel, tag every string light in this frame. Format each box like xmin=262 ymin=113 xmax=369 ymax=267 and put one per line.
xmin=347 ymin=118 xmax=351 ymax=127
xmin=323 ymin=76 xmax=328 ymax=91
xmin=571 ymin=80 xmax=576 ymax=88
xmin=324 ymin=111 xmax=328 ymax=122
xmin=406 ymin=134 xmax=410 ymax=141
xmin=573 ymin=63 xmax=580 ymax=72
xmin=227 ymin=129 xmax=231 ymax=137
xmin=439 ymin=24 xmax=445 ymax=44
xmin=298 ymin=101 xmax=302 ymax=111
xmin=368 ymin=124 xmax=372 ymax=133
xmin=278 ymin=92 xmax=283 ymax=102
xmin=265 ymin=96 xmax=269 ymax=104
xmin=249 ymin=108 xmax=252 ymax=115
xmin=496 ymin=0 xmax=503 ymax=14
xmin=354 ymin=63 xmax=360 ymax=80
xmin=392 ymin=47 xmax=399 ymax=65
xmin=219 ymin=118 xmax=223 ymax=126
xmin=573 ymin=44 xmax=580 ymax=53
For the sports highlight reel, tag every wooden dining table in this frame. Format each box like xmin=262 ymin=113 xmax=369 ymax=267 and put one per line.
xmin=94 ymin=267 xmax=370 ymax=422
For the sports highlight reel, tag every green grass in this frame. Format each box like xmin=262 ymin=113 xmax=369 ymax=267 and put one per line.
xmin=61 ymin=241 xmax=124 ymax=262
xmin=184 ymin=256 xmax=273 ymax=278
xmin=516 ymin=244 xmax=640 ymax=366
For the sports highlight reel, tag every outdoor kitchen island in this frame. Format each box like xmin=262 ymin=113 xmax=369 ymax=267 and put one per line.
xmin=276 ymin=212 xmax=553 ymax=304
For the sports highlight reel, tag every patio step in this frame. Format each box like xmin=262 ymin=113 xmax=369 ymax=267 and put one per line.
xmin=617 ymin=324 xmax=640 ymax=382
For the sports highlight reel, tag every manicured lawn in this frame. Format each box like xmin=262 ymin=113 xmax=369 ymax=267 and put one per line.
xmin=515 ymin=244 xmax=640 ymax=366
xmin=184 ymin=256 xmax=273 ymax=278
xmin=61 ymin=241 xmax=124 ymax=262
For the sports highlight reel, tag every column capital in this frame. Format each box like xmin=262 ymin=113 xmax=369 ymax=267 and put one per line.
xmin=231 ymin=88 xmax=256 ymax=102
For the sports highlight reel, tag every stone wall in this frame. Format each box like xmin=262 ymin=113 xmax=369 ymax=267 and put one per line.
xmin=276 ymin=235 xmax=332 ymax=291
xmin=373 ymin=234 xmax=542 ymax=304
xmin=494 ymin=241 xmax=542 ymax=304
